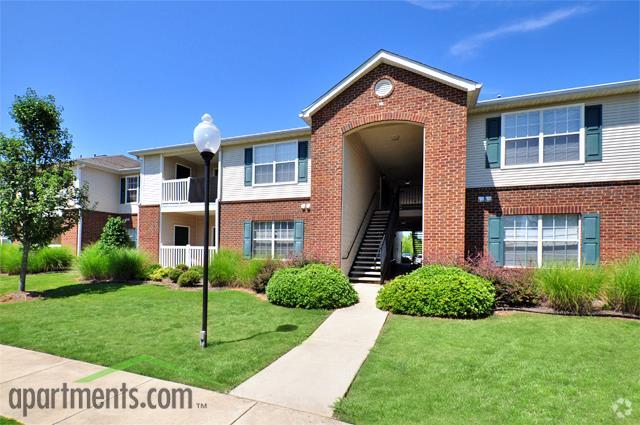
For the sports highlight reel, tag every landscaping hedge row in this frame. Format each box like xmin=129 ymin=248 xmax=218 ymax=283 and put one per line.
xmin=0 ymin=244 xmax=73 ymax=274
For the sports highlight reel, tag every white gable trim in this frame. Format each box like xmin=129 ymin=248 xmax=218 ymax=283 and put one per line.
xmin=299 ymin=50 xmax=481 ymax=124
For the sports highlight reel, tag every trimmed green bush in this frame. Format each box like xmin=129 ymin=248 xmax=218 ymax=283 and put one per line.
xmin=77 ymin=244 xmax=148 ymax=281
xmin=167 ymin=268 xmax=184 ymax=283
xmin=99 ymin=216 xmax=132 ymax=249
xmin=148 ymin=266 xmax=171 ymax=282
xmin=0 ymin=244 xmax=73 ymax=274
xmin=252 ymin=259 xmax=284 ymax=293
xmin=190 ymin=265 xmax=204 ymax=276
xmin=175 ymin=263 xmax=189 ymax=272
xmin=534 ymin=264 xmax=606 ymax=314
xmin=605 ymin=254 xmax=640 ymax=315
xmin=177 ymin=269 xmax=201 ymax=287
xmin=267 ymin=263 xmax=358 ymax=309
xmin=376 ymin=265 xmax=495 ymax=319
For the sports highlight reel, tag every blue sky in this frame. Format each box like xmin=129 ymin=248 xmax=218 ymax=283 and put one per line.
xmin=1 ymin=1 xmax=638 ymax=158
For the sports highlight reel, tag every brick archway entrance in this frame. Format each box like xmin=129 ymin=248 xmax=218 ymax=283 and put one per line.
xmin=304 ymin=63 xmax=469 ymax=267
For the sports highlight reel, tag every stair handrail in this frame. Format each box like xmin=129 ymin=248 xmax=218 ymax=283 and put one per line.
xmin=342 ymin=191 xmax=378 ymax=260
xmin=376 ymin=189 xmax=400 ymax=283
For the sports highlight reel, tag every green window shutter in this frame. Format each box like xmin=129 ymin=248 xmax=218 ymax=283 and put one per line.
xmin=487 ymin=216 xmax=504 ymax=265
xmin=243 ymin=221 xmax=252 ymax=259
xmin=298 ymin=141 xmax=309 ymax=183
xmin=581 ymin=214 xmax=600 ymax=265
xmin=120 ymin=178 xmax=126 ymax=204
xmin=244 ymin=148 xmax=253 ymax=186
xmin=585 ymin=105 xmax=602 ymax=162
xmin=485 ymin=117 xmax=501 ymax=168
xmin=293 ymin=220 xmax=304 ymax=255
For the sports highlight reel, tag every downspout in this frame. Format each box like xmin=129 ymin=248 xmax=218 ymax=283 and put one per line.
xmin=215 ymin=150 xmax=222 ymax=250
xmin=76 ymin=165 xmax=83 ymax=255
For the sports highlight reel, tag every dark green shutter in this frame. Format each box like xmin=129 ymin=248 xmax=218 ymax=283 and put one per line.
xmin=244 ymin=148 xmax=253 ymax=186
xmin=293 ymin=220 xmax=304 ymax=255
xmin=243 ymin=221 xmax=252 ymax=259
xmin=120 ymin=178 xmax=126 ymax=204
xmin=485 ymin=117 xmax=501 ymax=168
xmin=585 ymin=105 xmax=602 ymax=162
xmin=488 ymin=216 xmax=504 ymax=265
xmin=582 ymin=214 xmax=600 ymax=265
xmin=298 ymin=141 xmax=308 ymax=183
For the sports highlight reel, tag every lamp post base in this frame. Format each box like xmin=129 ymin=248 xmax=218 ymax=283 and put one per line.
xmin=200 ymin=330 xmax=207 ymax=348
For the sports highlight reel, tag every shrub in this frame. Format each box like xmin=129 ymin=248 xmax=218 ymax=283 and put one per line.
xmin=167 ymin=268 xmax=184 ymax=283
xmin=177 ymin=269 xmax=201 ymax=287
xmin=239 ymin=259 xmax=266 ymax=286
xmin=208 ymin=249 xmax=243 ymax=287
xmin=148 ymin=267 xmax=171 ymax=282
xmin=99 ymin=216 xmax=132 ymax=249
xmin=189 ymin=265 xmax=204 ymax=276
xmin=175 ymin=263 xmax=189 ymax=272
xmin=376 ymin=265 xmax=495 ymax=319
xmin=267 ymin=263 xmax=358 ymax=309
xmin=1 ymin=244 xmax=74 ymax=274
xmin=534 ymin=264 xmax=606 ymax=314
xmin=77 ymin=244 xmax=148 ymax=281
xmin=252 ymin=258 xmax=284 ymax=293
xmin=605 ymin=254 xmax=640 ymax=315
xmin=465 ymin=255 xmax=539 ymax=307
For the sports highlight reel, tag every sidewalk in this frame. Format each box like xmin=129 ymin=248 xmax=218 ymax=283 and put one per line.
xmin=231 ymin=284 xmax=388 ymax=416
xmin=0 ymin=344 xmax=345 ymax=425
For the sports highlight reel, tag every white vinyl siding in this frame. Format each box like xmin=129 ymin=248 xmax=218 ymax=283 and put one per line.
xmin=466 ymin=93 xmax=640 ymax=188
xmin=221 ymin=140 xmax=310 ymax=202
xmin=141 ymin=154 xmax=162 ymax=204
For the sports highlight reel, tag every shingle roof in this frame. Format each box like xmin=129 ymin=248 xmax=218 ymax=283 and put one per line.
xmin=77 ymin=155 xmax=140 ymax=171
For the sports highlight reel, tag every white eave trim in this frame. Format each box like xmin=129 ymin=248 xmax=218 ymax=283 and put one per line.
xmin=472 ymin=79 xmax=640 ymax=114
xmin=129 ymin=127 xmax=311 ymax=157
xmin=299 ymin=50 xmax=481 ymax=124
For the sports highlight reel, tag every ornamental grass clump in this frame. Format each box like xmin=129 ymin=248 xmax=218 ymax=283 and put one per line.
xmin=77 ymin=244 xmax=148 ymax=281
xmin=0 ymin=244 xmax=73 ymax=274
xmin=605 ymin=254 xmax=640 ymax=315
xmin=267 ymin=263 xmax=358 ymax=309
xmin=534 ymin=264 xmax=606 ymax=314
xmin=376 ymin=265 xmax=495 ymax=319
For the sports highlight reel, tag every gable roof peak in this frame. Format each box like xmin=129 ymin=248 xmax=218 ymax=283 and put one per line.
xmin=299 ymin=50 xmax=482 ymax=124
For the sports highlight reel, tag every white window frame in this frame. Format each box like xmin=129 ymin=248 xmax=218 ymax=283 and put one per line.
xmin=504 ymin=214 xmax=581 ymax=268
xmin=124 ymin=175 xmax=139 ymax=204
xmin=175 ymin=163 xmax=192 ymax=179
xmin=252 ymin=141 xmax=299 ymax=187
xmin=251 ymin=220 xmax=295 ymax=258
xmin=173 ymin=225 xmax=190 ymax=246
xmin=501 ymin=103 xmax=585 ymax=169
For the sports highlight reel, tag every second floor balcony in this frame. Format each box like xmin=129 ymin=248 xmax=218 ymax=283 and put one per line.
xmin=162 ymin=177 xmax=218 ymax=204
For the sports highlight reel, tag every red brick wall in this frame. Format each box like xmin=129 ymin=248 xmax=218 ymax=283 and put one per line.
xmin=219 ymin=199 xmax=311 ymax=252
xmin=60 ymin=224 xmax=78 ymax=255
xmin=466 ymin=181 xmax=640 ymax=263
xmin=59 ymin=210 xmax=137 ymax=255
xmin=138 ymin=205 xmax=160 ymax=260
xmin=310 ymin=63 xmax=468 ymax=265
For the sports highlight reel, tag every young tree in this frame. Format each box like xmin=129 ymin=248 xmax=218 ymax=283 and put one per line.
xmin=0 ymin=89 xmax=88 ymax=292
xmin=99 ymin=216 xmax=132 ymax=250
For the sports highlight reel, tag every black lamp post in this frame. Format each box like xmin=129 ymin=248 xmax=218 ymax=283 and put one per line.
xmin=193 ymin=113 xmax=221 ymax=348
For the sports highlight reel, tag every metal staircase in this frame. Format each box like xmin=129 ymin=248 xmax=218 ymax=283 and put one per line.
xmin=348 ymin=210 xmax=390 ymax=283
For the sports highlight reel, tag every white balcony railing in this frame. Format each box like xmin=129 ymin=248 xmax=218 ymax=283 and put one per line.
xmin=162 ymin=178 xmax=190 ymax=203
xmin=160 ymin=245 xmax=217 ymax=268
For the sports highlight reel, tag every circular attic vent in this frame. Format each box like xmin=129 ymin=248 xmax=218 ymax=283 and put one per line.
xmin=374 ymin=79 xmax=393 ymax=98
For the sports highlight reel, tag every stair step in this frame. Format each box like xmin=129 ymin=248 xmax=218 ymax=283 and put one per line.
xmin=352 ymin=265 xmax=381 ymax=270
xmin=355 ymin=258 xmax=381 ymax=263
xmin=350 ymin=271 xmax=381 ymax=277
xmin=350 ymin=276 xmax=382 ymax=283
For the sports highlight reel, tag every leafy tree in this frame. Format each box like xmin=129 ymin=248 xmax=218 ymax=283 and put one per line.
xmin=99 ymin=216 xmax=132 ymax=249
xmin=0 ymin=89 xmax=88 ymax=291
xmin=401 ymin=233 xmax=415 ymax=255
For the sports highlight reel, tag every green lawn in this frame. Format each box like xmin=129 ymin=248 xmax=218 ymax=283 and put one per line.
xmin=335 ymin=313 xmax=640 ymax=425
xmin=0 ymin=271 xmax=81 ymax=295
xmin=0 ymin=272 xmax=329 ymax=392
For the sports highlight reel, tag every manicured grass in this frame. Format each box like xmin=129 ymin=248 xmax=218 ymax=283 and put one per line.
xmin=0 ymin=273 xmax=329 ymax=392
xmin=0 ymin=271 xmax=81 ymax=295
xmin=335 ymin=313 xmax=640 ymax=425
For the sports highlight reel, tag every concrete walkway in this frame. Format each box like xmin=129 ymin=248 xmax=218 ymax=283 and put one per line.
xmin=231 ymin=284 xmax=388 ymax=416
xmin=0 ymin=344 xmax=345 ymax=425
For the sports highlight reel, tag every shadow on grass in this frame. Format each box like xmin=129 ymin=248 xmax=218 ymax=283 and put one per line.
xmin=40 ymin=281 xmax=143 ymax=299
xmin=208 ymin=324 xmax=298 ymax=347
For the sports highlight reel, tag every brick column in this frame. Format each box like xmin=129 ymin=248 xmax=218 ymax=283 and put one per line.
xmin=138 ymin=205 xmax=160 ymax=261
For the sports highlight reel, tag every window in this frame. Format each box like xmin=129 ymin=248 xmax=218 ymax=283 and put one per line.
xmin=128 ymin=228 xmax=138 ymax=247
xmin=503 ymin=105 xmax=582 ymax=167
xmin=504 ymin=214 xmax=580 ymax=267
xmin=176 ymin=164 xmax=191 ymax=179
xmin=125 ymin=176 xmax=139 ymax=203
xmin=252 ymin=221 xmax=294 ymax=258
xmin=253 ymin=142 xmax=297 ymax=185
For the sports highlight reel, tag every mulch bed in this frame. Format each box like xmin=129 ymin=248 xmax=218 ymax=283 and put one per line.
xmin=0 ymin=291 xmax=44 ymax=304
